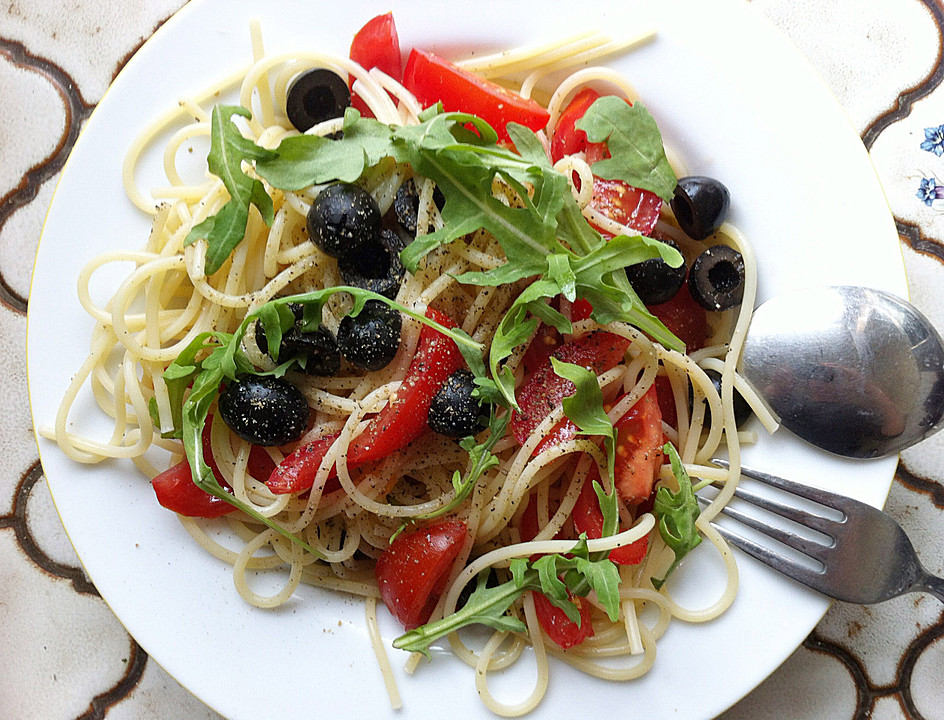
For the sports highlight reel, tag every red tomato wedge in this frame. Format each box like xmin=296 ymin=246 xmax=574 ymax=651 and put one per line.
xmin=551 ymin=87 xmax=662 ymax=235
xmin=613 ymin=385 xmax=664 ymax=505
xmin=402 ymin=48 xmax=550 ymax=142
xmin=266 ymin=308 xmax=463 ymax=495
xmin=572 ymin=464 xmax=649 ymax=565
xmin=346 ymin=307 xmax=463 ymax=464
xmin=512 ymin=331 xmax=631 ymax=448
xmin=518 ymin=497 xmax=594 ymax=648
xmin=152 ymin=417 xmax=276 ymax=518
xmin=375 ymin=520 xmax=468 ymax=629
xmin=152 ymin=460 xmax=234 ymax=519
xmin=532 ymin=590 xmax=595 ymax=649
xmin=349 ymin=13 xmax=402 ymax=117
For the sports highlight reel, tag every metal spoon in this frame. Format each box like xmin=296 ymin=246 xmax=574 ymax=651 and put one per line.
xmin=739 ymin=286 xmax=944 ymax=458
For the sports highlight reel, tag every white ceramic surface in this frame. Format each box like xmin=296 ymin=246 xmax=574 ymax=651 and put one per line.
xmin=14 ymin=0 xmax=933 ymax=719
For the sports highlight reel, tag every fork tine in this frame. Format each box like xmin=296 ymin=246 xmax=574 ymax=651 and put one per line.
xmin=697 ymin=495 xmax=832 ymax=563
xmin=708 ymin=520 xmax=829 ymax=593
xmin=712 ymin=458 xmax=851 ymax=510
xmin=725 ymin=484 xmax=837 ymax=536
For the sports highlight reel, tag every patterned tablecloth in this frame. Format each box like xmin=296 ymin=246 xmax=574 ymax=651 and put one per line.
xmin=2 ymin=1 xmax=943 ymax=718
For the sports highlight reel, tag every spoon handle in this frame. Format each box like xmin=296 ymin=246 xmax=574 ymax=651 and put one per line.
xmin=918 ymin=568 xmax=944 ymax=603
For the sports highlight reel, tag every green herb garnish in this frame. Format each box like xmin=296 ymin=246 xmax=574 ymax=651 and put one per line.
xmin=651 ymin=442 xmax=703 ymax=589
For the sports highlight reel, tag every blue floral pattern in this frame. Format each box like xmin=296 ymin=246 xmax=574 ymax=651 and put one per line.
xmin=918 ymin=126 xmax=944 ymax=206
xmin=921 ymin=125 xmax=944 ymax=156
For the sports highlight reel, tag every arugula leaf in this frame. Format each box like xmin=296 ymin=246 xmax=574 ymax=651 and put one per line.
xmin=576 ymin=96 xmax=677 ymax=202
xmin=184 ymin=105 xmax=276 ymax=275
xmin=651 ymin=442 xmax=703 ymax=589
xmin=255 ymin=108 xmax=396 ymax=188
xmin=392 ymin=535 xmax=621 ymax=657
xmin=550 ymin=358 xmax=617 ymax=478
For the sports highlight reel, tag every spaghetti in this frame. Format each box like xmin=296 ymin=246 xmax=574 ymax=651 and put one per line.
xmin=45 ymin=17 xmax=778 ymax=717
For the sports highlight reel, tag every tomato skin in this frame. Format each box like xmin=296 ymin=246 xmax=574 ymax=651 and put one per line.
xmin=375 ymin=520 xmax=468 ymax=629
xmin=551 ymin=88 xmax=662 ymax=235
xmin=532 ymin=590 xmax=595 ymax=649
xmin=647 ymin=283 xmax=709 ymax=352
xmin=152 ymin=417 xmax=246 ymax=519
xmin=550 ymin=87 xmax=602 ymax=163
xmin=654 ymin=374 xmax=678 ymax=430
xmin=402 ymin=48 xmax=550 ymax=142
xmin=572 ymin=465 xmax=649 ymax=565
xmin=152 ymin=460 xmax=235 ymax=518
xmin=265 ymin=431 xmax=343 ymax=495
xmin=512 ymin=331 xmax=631 ymax=447
xmin=266 ymin=308 xmax=463 ymax=495
xmin=349 ymin=13 xmax=402 ymax=117
xmin=347 ymin=307 xmax=463 ymax=464
xmin=613 ymin=385 xmax=664 ymax=505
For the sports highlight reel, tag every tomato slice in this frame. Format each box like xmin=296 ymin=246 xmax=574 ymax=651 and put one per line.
xmin=375 ymin=520 xmax=468 ymax=629
xmin=551 ymin=88 xmax=662 ymax=235
xmin=532 ymin=590 xmax=595 ymax=649
xmin=152 ymin=416 xmax=263 ymax=518
xmin=647 ymin=283 xmax=709 ymax=353
xmin=266 ymin=308 xmax=463 ymax=495
xmin=402 ymin=48 xmax=550 ymax=142
xmin=572 ymin=464 xmax=649 ymax=565
xmin=346 ymin=307 xmax=463 ymax=464
xmin=349 ymin=13 xmax=402 ymax=117
xmin=266 ymin=431 xmax=343 ymax=495
xmin=613 ymin=385 xmax=664 ymax=505
xmin=152 ymin=460 xmax=234 ymax=519
xmin=512 ymin=331 xmax=631 ymax=447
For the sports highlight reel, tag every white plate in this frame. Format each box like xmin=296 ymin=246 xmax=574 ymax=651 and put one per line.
xmin=28 ymin=1 xmax=905 ymax=718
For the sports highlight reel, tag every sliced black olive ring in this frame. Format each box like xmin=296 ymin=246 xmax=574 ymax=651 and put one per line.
xmin=286 ymin=68 xmax=350 ymax=133
xmin=688 ymin=244 xmax=745 ymax=311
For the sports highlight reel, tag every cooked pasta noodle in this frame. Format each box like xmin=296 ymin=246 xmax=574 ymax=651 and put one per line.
xmin=43 ymin=19 xmax=775 ymax=717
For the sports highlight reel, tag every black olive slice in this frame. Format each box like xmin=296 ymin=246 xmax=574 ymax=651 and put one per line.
xmin=625 ymin=237 xmax=687 ymax=305
xmin=670 ymin=176 xmax=730 ymax=241
xmin=428 ymin=369 xmax=485 ymax=437
xmin=688 ymin=244 xmax=745 ymax=311
xmin=286 ymin=68 xmax=351 ymax=132
xmin=337 ymin=300 xmax=402 ymax=371
xmin=307 ymin=183 xmax=382 ymax=260
xmin=218 ymin=375 xmax=310 ymax=446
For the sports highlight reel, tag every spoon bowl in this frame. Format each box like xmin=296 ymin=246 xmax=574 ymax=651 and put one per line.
xmin=740 ymin=286 xmax=944 ymax=458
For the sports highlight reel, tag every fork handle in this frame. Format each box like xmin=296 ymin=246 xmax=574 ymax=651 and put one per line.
xmin=918 ymin=570 xmax=944 ymax=603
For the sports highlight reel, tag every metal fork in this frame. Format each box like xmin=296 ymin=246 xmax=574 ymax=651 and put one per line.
xmin=700 ymin=460 xmax=944 ymax=604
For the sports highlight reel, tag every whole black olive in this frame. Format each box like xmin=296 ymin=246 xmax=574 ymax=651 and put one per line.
xmin=670 ymin=176 xmax=730 ymax=241
xmin=286 ymin=68 xmax=351 ymax=132
xmin=339 ymin=228 xmax=407 ymax=299
xmin=218 ymin=375 xmax=310 ymax=446
xmin=428 ymin=369 xmax=485 ymax=437
xmin=691 ymin=368 xmax=753 ymax=428
xmin=307 ymin=183 xmax=382 ymax=260
xmin=254 ymin=303 xmax=341 ymax=376
xmin=688 ymin=244 xmax=745 ymax=311
xmin=625 ymin=237 xmax=687 ymax=305
xmin=337 ymin=300 xmax=402 ymax=371
xmin=393 ymin=178 xmax=445 ymax=235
